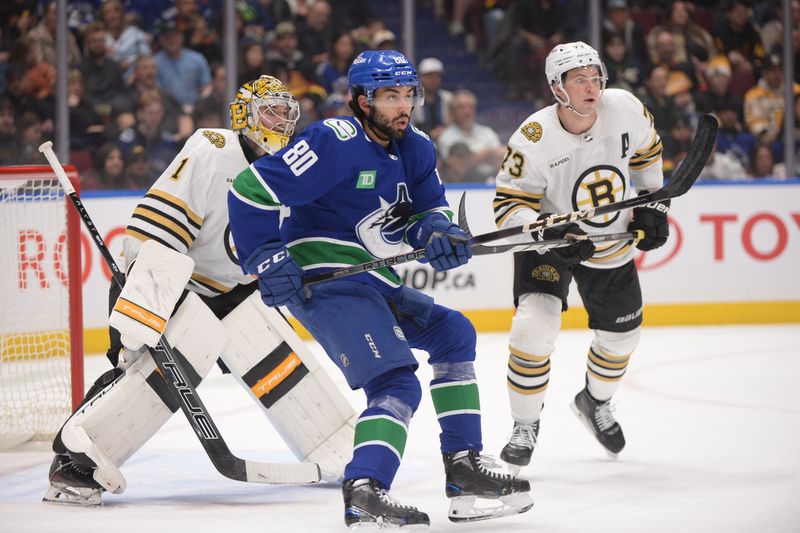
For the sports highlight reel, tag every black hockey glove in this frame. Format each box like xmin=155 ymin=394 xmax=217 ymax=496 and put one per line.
xmin=627 ymin=192 xmax=671 ymax=251
xmin=536 ymin=213 xmax=595 ymax=265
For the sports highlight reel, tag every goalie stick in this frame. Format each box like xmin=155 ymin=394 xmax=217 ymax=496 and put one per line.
xmin=303 ymin=113 xmax=716 ymax=286
xmin=39 ymin=141 xmax=321 ymax=485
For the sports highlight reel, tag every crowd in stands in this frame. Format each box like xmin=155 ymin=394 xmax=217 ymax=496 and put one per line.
xmin=0 ymin=0 xmax=797 ymax=190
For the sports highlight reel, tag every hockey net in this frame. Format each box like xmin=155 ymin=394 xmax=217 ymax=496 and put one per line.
xmin=0 ymin=165 xmax=83 ymax=449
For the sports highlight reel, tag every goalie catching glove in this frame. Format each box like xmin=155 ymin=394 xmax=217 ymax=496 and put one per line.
xmin=244 ymin=242 xmax=307 ymax=307
xmin=410 ymin=215 xmax=472 ymax=272
xmin=627 ymin=191 xmax=670 ymax=251
xmin=535 ymin=213 xmax=595 ymax=265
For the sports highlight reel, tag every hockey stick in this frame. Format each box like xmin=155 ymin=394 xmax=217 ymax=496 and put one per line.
xmin=39 ymin=141 xmax=321 ymax=485
xmin=462 ymin=113 xmax=718 ymax=247
xmin=456 ymin=193 xmax=642 ymax=254
xmin=303 ymin=114 xmax=715 ymax=286
xmin=302 ymin=230 xmax=642 ymax=286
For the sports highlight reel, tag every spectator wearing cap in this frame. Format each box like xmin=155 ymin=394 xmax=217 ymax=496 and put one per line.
xmin=663 ymin=115 xmax=695 ymax=175
xmin=603 ymin=31 xmax=644 ymax=92
xmin=371 ymin=29 xmax=396 ymax=51
xmin=124 ymin=145 xmax=154 ymax=188
xmin=695 ymin=56 xmax=740 ymax=116
xmin=637 ymin=64 xmax=679 ymax=141
xmin=743 ymin=48 xmax=800 ymax=145
xmin=265 ymin=21 xmax=319 ymax=86
xmin=715 ymin=99 xmax=756 ymax=170
xmin=411 ymin=57 xmax=453 ymax=142
xmin=664 ymin=70 xmax=699 ymax=128
xmin=601 ymin=0 xmax=648 ymax=65
xmin=154 ymin=18 xmax=213 ymax=116
xmin=297 ymin=0 xmax=335 ymax=65
xmin=437 ymin=89 xmax=505 ymax=183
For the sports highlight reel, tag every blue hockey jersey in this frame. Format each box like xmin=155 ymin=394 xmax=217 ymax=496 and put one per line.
xmin=227 ymin=116 xmax=453 ymax=295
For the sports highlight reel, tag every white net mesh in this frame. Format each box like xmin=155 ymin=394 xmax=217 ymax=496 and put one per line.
xmin=0 ymin=173 xmax=73 ymax=449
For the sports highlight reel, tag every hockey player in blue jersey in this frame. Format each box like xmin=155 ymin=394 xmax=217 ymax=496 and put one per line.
xmin=228 ymin=50 xmax=533 ymax=528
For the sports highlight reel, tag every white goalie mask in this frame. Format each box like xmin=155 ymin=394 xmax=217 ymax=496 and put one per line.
xmin=545 ymin=42 xmax=608 ymax=113
xmin=230 ymin=75 xmax=300 ymax=155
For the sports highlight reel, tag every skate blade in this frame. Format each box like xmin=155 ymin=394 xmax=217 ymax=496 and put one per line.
xmin=43 ymin=483 xmax=103 ymax=507
xmin=505 ymin=463 xmax=522 ymax=477
xmin=570 ymin=401 xmax=622 ymax=457
xmin=348 ymin=522 xmax=429 ymax=531
xmin=448 ymin=492 xmax=533 ymax=523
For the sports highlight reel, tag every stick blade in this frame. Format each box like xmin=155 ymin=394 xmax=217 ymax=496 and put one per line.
xmin=457 ymin=192 xmax=473 ymax=238
xmin=245 ymin=460 xmax=322 ymax=484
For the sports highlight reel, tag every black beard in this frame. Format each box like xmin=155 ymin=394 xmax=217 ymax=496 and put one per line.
xmin=368 ymin=107 xmax=408 ymax=141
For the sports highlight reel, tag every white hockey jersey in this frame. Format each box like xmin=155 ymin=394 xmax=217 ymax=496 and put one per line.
xmin=493 ymin=88 xmax=664 ymax=269
xmin=122 ymin=129 xmax=254 ymax=297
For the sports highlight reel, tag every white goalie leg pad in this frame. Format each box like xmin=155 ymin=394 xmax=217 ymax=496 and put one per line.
xmin=109 ymin=240 xmax=195 ymax=351
xmin=60 ymin=292 xmax=228 ymax=494
xmin=506 ymin=293 xmax=562 ymax=423
xmin=221 ymin=292 xmax=356 ymax=480
xmin=586 ymin=327 xmax=641 ymax=401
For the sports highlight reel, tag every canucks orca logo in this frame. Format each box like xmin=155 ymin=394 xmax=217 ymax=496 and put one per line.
xmin=356 ymin=183 xmax=412 ymax=257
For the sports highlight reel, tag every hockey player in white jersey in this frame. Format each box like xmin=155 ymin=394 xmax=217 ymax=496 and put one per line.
xmin=494 ymin=42 xmax=671 ymax=472
xmin=44 ymin=76 xmax=357 ymax=506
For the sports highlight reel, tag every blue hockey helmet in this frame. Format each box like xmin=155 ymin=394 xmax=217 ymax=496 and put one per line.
xmin=347 ymin=50 xmax=424 ymax=106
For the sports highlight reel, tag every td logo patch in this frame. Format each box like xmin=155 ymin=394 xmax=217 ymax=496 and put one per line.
xmin=357 ymin=170 xmax=377 ymax=189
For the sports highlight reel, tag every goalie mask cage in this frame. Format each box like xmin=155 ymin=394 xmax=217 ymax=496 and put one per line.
xmin=0 ymin=165 xmax=83 ymax=449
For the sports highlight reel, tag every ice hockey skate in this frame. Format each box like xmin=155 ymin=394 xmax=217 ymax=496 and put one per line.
xmin=343 ymin=478 xmax=430 ymax=530
xmin=571 ymin=387 xmax=626 ymax=455
xmin=500 ymin=421 xmax=540 ymax=475
xmin=443 ymin=450 xmax=533 ymax=522
xmin=42 ymin=454 xmax=104 ymax=507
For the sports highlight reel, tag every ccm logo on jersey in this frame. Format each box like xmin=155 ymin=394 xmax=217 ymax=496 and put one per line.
xmin=256 ymin=250 xmax=288 ymax=273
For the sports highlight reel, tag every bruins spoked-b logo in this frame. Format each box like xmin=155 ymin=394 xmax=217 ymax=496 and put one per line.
xmin=572 ymin=165 xmax=627 ymax=228
xmin=532 ymin=265 xmax=560 ymax=282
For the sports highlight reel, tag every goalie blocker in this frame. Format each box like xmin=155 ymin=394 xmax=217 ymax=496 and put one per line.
xmin=46 ymin=242 xmax=355 ymax=506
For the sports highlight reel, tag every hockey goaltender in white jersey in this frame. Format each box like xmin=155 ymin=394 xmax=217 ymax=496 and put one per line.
xmin=44 ymin=76 xmax=357 ymax=507
xmin=495 ymin=87 xmax=664 ymax=269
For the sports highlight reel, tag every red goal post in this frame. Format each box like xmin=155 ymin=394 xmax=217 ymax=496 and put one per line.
xmin=0 ymin=165 xmax=83 ymax=449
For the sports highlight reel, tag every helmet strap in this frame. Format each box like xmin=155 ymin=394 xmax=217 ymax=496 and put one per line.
xmin=551 ymin=81 xmax=594 ymax=118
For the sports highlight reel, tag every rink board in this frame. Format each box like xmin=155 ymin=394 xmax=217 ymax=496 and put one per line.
xmin=71 ymin=183 xmax=799 ymax=352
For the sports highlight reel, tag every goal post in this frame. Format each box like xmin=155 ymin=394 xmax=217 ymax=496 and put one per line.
xmin=0 ymin=165 xmax=84 ymax=449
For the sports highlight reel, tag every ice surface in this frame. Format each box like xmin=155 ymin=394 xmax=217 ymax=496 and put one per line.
xmin=2 ymin=325 xmax=799 ymax=532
